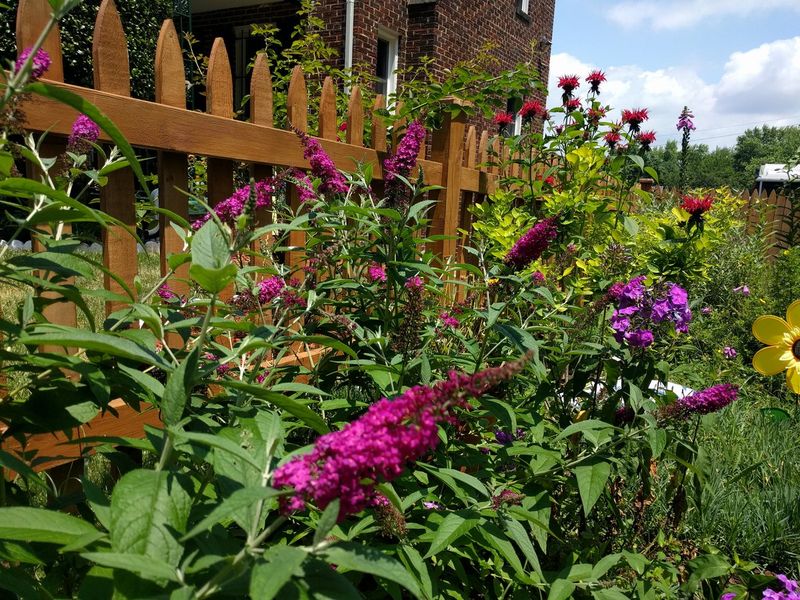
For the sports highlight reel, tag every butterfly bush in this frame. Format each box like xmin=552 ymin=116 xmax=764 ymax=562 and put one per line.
xmin=272 ymin=357 xmax=528 ymax=517
xmin=67 ymin=114 xmax=100 ymax=151
xmin=662 ymin=384 xmax=739 ymax=419
xmin=296 ymin=129 xmax=349 ymax=195
xmin=15 ymin=47 xmax=51 ymax=79
xmin=610 ymin=277 xmax=692 ymax=348
xmin=504 ymin=216 xmax=558 ymax=271
xmin=193 ymin=179 xmax=275 ymax=229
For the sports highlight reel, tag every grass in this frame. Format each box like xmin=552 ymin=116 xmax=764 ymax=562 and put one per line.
xmin=688 ymin=390 xmax=800 ymax=577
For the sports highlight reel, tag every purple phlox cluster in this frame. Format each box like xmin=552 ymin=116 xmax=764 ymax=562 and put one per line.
xmin=192 ymin=179 xmax=275 ymax=229
xmin=761 ymin=574 xmax=800 ymax=600
xmin=610 ymin=277 xmax=692 ymax=348
xmin=68 ymin=114 xmax=100 ymax=149
xmin=367 ymin=262 xmax=387 ymax=283
xmin=668 ymin=384 xmax=739 ymax=418
xmin=723 ymin=346 xmax=737 ymax=359
xmin=504 ymin=216 xmax=559 ymax=271
xmin=439 ymin=311 xmax=459 ymax=329
xmin=733 ymin=284 xmax=750 ymax=296
xmin=271 ymin=357 xmax=528 ymax=517
xmin=721 ymin=594 xmax=737 ymax=600
xmin=607 ymin=281 xmax=626 ymax=301
xmin=258 ymin=275 xmax=285 ymax=304
xmin=384 ymin=120 xmax=426 ymax=182
xmin=15 ymin=47 xmax=51 ymax=79
xmin=676 ymin=107 xmax=696 ymax=132
xmin=296 ymin=129 xmax=349 ymax=195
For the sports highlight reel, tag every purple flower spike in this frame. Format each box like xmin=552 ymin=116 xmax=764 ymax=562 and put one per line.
xmin=504 ymin=217 xmax=558 ymax=271
xmin=15 ymin=47 xmax=51 ymax=79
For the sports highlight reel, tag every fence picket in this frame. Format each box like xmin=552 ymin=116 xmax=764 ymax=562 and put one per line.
xmin=250 ymin=53 xmax=273 ymax=127
xmin=286 ymin=66 xmax=308 ymax=275
xmin=346 ymin=85 xmax=363 ymax=147
xmin=16 ymin=0 xmax=64 ymax=81
xmin=465 ymin=126 xmax=477 ymax=169
xmin=93 ymin=0 xmax=138 ymax=315
xmin=318 ymin=76 xmax=337 ymax=140
xmin=372 ymin=94 xmax=387 ymax=152
xmin=155 ymin=19 xmax=189 ymax=300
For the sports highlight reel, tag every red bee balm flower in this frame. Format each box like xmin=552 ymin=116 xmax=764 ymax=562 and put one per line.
xmin=604 ymin=131 xmax=622 ymax=148
xmin=621 ymin=108 xmax=649 ymax=132
xmin=636 ymin=131 xmax=657 ymax=150
xmin=519 ymin=100 xmax=546 ymax=120
xmin=680 ymin=194 xmax=714 ymax=216
xmin=557 ymin=75 xmax=580 ymax=93
xmin=586 ymin=70 xmax=607 ymax=93
xmin=492 ymin=112 xmax=515 ymax=127
xmin=564 ymin=98 xmax=582 ymax=111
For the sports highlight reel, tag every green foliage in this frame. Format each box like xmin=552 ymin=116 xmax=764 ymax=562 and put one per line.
xmin=0 ymin=0 xmax=173 ymax=100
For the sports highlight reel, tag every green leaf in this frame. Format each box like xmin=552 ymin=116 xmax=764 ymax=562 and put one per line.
xmin=574 ymin=458 xmax=612 ymax=516
xmin=592 ymin=588 xmax=630 ymax=600
xmin=313 ymin=499 xmax=341 ymax=548
xmin=0 ymin=507 xmax=99 ymax=545
xmin=191 ymin=218 xmax=230 ymax=270
xmin=0 ymin=450 xmax=48 ymax=493
xmin=110 ymin=470 xmax=192 ymax=566
xmin=480 ymin=525 xmax=525 ymax=577
xmin=18 ymin=325 xmax=171 ymax=370
xmin=320 ymin=543 xmax=422 ymax=599
xmin=290 ymin=335 xmax=357 ymax=358
xmin=591 ymin=553 xmax=621 ymax=579
xmin=189 ymin=263 xmax=238 ymax=294
xmin=161 ymin=348 xmax=198 ymax=426
xmin=26 ymin=83 xmax=149 ymax=193
xmin=182 ymin=487 xmax=282 ymax=541
xmin=504 ymin=518 xmax=542 ymax=576
xmin=556 ymin=419 xmax=614 ymax=441
xmin=81 ymin=552 xmax=179 ymax=582
xmin=547 ymin=579 xmax=575 ymax=600
xmin=171 ymin=429 xmax=264 ymax=472
xmin=250 ymin=547 xmax=308 ymax=600
xmin=430 ymin=467 xmax=489 ymax=498
xmin=425 ymin=511 xmax=482 ymax=558
xmin=219 ymin=381 xmax=329 ymax=434
xmin=0 ymin=178 xmax=108 ymax=225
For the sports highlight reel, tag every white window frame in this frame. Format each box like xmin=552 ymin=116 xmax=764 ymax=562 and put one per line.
xmin=513 ymin=112 xmax=523 ymax=136
xmin=519 ymin=0 xmax=530 ymax=14
xmin=376 ymin=28 xmax=399 ymax=102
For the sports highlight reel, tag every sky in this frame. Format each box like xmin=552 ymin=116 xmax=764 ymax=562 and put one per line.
xmin=546 ymin=0 xmax=800 ymax=148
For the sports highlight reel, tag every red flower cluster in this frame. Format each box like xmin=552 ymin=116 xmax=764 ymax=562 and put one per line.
xmin=587 ymin=107 xmax=606 ymax=125
xmin=604 ymin=131 xmax=622 ymax=148
xmin=564 ymin=98 xmax=582 ymax=112
xmin=621 ymin=108 xmax=649 ymax=132
xmin=519 ymin=100 xmax=547 ymax=120
xmin=557 ymin=75 xmax=580 ymax=93
xmin=586 ymin=70 xmax=606 ymax=94
xmin=680 ymin=194 xmax=714 ymax=216
xmin=492 ymin=112 xmax=515 ymax=127
xmin=636 ymin=130 xmax=657 ymax=150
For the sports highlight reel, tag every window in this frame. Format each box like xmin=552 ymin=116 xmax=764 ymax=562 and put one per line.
xmin=375 ymin=30 xmax=399 ymax=100
xmin=234 ymin=25 xmax=255 ymax=112
xmin=517 ymin=0 xmax=531 ymax=21
xmin=504 ymin=98 xmax=523 ymax=137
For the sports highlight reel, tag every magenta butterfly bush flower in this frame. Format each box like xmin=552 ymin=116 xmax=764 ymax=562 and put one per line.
xmin=666 ymin=384 xmax=739 ymax=418
xmin=68 ymin=114 xmax=100 ymax=149
xmin=157 ymin=284 xmax=178 ymax=301
xmin=258 ymin=276 xmax=285 ymax=304
xmin=272 ymin=357 xmax=528 ymax=517
xmin=193 ymin=179 xmax=275 ymax=229
xmin=15 ymin=47 xmax=51 ymax=79
xmin=439 ymin=312 xmax=458 ymax=328
xmin=384 ymin=120 xmax=427 ymax=207
xmin=367 ymin=263 xmax=387 ymax=283
xmin=296 ymin=129 xmax=348 ymax=195
xmin=292 ymin=169 xmax=316 ymax=203
xmin=504 ymin=217 xmax=558 ymax=271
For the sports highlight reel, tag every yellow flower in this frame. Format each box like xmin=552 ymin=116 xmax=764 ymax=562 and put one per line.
xmin=752 ymin=300 xmax=800 ymax=393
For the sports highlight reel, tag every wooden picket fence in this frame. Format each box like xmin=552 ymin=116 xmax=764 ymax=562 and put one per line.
xmin=3 ymin=0 xmax=506 ymax=474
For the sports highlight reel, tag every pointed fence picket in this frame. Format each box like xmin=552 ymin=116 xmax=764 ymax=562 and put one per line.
xmin=5 ymin=0 xmax=505 ymax=473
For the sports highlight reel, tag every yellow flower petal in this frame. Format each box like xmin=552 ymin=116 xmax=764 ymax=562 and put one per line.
xmin=753 ymin=346 xmax=789 ymax=376
xmin=787 ymin=300 xmax=800 ymax=328
xmin=787 ymin=367 xmax=800 ymax=393
xmin=752 ymin=315 xmax=791 ymax=345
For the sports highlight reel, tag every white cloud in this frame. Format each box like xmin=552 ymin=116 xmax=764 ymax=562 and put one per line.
xmin=546 ymin=37 xmax=800 ymax=148
xmin=607 ymin=0 xmax=800 ymax=30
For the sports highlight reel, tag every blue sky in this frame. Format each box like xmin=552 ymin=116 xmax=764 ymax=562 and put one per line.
xmin=546 ymin=0 xmax=800 ymax=147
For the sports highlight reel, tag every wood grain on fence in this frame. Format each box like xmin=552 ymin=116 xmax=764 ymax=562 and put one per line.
xmin=5 ymin=0 xmax=504 ymax=475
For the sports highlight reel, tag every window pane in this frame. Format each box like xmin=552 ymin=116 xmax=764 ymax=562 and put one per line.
xmin=376 ymin=38 xmax=390 ymax=80
xmin=520 ymin=0 xmax=530 ymax=13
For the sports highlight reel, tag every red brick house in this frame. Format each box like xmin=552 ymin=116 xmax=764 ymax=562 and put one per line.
xmin=191 ymin=0 xmax=555 ymax=131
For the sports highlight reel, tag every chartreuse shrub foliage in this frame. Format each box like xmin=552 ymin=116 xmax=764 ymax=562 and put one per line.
xmin=0 ymin=3 xmax=795 ymax=599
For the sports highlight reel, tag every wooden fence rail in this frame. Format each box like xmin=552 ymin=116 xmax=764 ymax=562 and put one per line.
xmin=3 ymin=0 xmax=502 ymax=474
